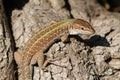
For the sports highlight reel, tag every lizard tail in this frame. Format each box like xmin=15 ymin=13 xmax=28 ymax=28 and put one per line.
xmin=23 ymin=65 xmax=32 ymax=80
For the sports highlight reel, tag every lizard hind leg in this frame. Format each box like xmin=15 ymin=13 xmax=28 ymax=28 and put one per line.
xmin=36 ymin=52 xmax=53 ymax=69
xmin=31 ymin=51 xmax=44 ymax=68
xmin=31 ymin=52 xmax=55 ymax=80
xmin=30 ymin=51 xmax=44 ymax=80
xmin=14 ymin=51 xmax=23 ymax=67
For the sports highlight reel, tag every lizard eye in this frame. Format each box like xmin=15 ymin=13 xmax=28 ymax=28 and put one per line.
xmin=81 ymin=28 xmax=84 ymax=30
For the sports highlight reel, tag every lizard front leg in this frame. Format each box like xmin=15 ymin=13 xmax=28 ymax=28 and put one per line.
xmin=60 ymin=30 xmax=70 ymax=42
xmin=61 ymin=31 xmax=78 ymax=43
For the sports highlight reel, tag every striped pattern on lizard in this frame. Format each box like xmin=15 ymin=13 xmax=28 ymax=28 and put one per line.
xmin=14 ymin=19 xmax=95 ymax=80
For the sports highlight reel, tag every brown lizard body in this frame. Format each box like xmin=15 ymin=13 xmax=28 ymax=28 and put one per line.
xmin=14 ymin=19 xmax=95 ymax=80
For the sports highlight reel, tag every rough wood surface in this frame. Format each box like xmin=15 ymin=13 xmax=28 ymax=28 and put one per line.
xmin=1 ymin=0 xmax=120 ymax=80
xmin=0 ymin=0 xmax=15 ymax=80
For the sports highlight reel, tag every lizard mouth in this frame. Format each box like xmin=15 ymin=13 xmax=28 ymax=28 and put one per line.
xmin=79 ymin=30 xmax=95 ymax=35
xmin=69 ymin=29 xmax=95 ymax=35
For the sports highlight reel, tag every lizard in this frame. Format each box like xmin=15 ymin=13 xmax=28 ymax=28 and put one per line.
xmin=14 ymin=19 xmax=95 ymax=80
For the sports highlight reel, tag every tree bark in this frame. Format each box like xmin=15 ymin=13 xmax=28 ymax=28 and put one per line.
xmin=0 ymin=0 xmax=15 ymax=80
xmin=1 ymin=0 xmax=120 ymax=80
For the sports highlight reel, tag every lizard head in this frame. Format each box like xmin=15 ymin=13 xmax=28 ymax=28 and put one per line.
xmin=69 ymin=19 xmax=95 ymax=35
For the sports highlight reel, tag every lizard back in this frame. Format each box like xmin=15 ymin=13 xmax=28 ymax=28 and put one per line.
xmin=23 ymin=19 xmax=75 ymax=64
